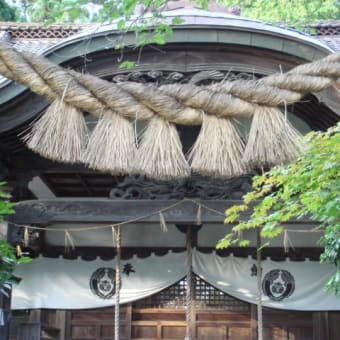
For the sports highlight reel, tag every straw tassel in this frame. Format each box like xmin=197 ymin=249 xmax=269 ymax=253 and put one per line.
xmin=83 ymin=111 xmax=136 ymax=175
xmin=23 ymin=226 xmax=29 ymax=247
xmin=196 ymin=203 xmax=202 ymax=226
xmin=244 ymin=106 xmax=304 ymax=167
xmin=24 ymin=99 xmax=88 ymax=163
xmin=64 ymin=230 xmax=75 ymax=252
xmin=188 ymin=113 xmax=249 ymax=178
xmin=159 ymin=212 xmax=168 ymax=232
xmin=16 ymin=245 xmax=22 ymax=257
xmin=134 ymin=116 xmax=190 ymax=180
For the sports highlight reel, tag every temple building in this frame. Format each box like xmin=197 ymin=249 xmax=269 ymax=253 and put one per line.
xmin=0 ymin=1 xmax=339 ymax=339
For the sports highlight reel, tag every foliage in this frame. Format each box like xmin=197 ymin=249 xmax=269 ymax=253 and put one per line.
xmin=5 ymin=0 xmax=192 ymax=23
xmin=217 ymin=123 xmax=340 ymax=295
xmin=0 ymin=182 xmax=14 ymax=221
xmin=0 ymin=0 xmax=18 ymax=21
xmin=4 ymin=0 xmax=339 ymax=24
xmin=0 ymin=240 xmax=31 ymax=297
xmin=0 ymin=182 xmax=30 ymax=297
xmin=220 ymin=0 xmax=340 ymax=24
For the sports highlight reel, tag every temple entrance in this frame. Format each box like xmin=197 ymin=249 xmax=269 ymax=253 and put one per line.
xmin=66 ymin=275 xmax=251 ymax=340
xmin=63 ymin=275 xmax=317 ymax=340
xmin=10 ymin=274 xmax=340 ymax=339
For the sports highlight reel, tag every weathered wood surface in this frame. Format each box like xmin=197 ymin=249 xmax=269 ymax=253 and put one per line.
xmin=0 ymin=293 xmax=11 ymax=340
xmin=9 ymin=199 xmax=319 ymax=225
xmin=11 ymin=302 xmax=340 ymax=340
xmin=54 ymin=306 xmax=339 ymax=340
xmin=17 ymin=322 xmax=40 ymax=340
xmin=10 ymin=199 xmax=235 ymax=224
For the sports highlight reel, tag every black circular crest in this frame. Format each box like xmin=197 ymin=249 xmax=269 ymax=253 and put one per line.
xmin=90 ymin=268 xmax=116 ymax=299
xmin=262 ymin=269 xmax=295 ymax=301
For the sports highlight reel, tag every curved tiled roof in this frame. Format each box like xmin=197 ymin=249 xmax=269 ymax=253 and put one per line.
xmin=1 ymin=11 xmax=339 ymax=51
xmin=0 ymin=9 xmax=337 ymax=92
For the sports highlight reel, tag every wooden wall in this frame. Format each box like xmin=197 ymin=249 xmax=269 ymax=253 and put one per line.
xmin=12 ymin=306 xmax=340 ymax=340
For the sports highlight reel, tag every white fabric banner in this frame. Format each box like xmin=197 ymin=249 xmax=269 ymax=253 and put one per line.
xmin=11 ymin=252 xmax=186 ymax=310
xmin=193 ymin=250 xmax=340 ymax=311
xmin=11 ymin=251 xmax=340 ymax=311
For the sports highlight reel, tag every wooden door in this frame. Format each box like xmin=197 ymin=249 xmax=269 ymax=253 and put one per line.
xmin=67 ymin=307 xmax=251 ymax=340
xmin=26 ymin=275 xmax=340 ymax=340
xmin=44 ymin=305 xmax=338 ymax=340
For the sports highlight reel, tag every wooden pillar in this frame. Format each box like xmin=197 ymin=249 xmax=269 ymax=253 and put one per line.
xmin=125 ymin=304 xmax=132 ymax=340
xmin=256 ymin=228 xmax=263 ymax=340
xmin=115 ymin=225 xmax=122 ymax=340
xmin=55 ymin=310 xmax=67 ymax=340
xmin=0 ymin=222 xmax=10 ymax=340
xmin=313 ymin=311 xmax=329 ymax=340
xmin=65 ymin=311 xmax=72 ymax=340
xmin=0 ymin=292 xmax=11 ymax=340
xmin=28 ymin=309 xmax=41 ymax=322
xmin=250 ymin=304 xmax=257 ymax=340
xmin=185 ymin=225 xmax=198 ymax=340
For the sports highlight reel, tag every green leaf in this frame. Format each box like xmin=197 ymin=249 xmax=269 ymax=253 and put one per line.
xmin=0 ymin=182 xmax=31 ymax=292
xmin=118 ymin=60 xmax=136 ymax=69
xmin=171 ymin=17 xmax=184 ymax=25
xmin=218 ymin=122 xmax=340 ymax=295
xmin=239 ymin=240 xmax=251 ymax=247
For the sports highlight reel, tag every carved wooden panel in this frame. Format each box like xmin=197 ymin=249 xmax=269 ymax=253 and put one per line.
xmin=109 ymin=175 xmax=252 ymax=200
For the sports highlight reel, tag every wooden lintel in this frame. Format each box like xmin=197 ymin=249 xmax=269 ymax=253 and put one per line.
xmin=10 ymin=199 xmax=232 ymax=225
xmin=9 ymin=199 xmax=319 ymax=226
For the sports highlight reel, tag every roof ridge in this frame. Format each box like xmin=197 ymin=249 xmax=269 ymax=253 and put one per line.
xmin=0 ymin=22 xmax=95 ymax=30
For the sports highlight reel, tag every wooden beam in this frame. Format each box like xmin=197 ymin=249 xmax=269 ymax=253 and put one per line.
xmin=9 ymin=199 xmax=320 ymax=225
xmin=10 ymin=199 xmax=228 ymax=224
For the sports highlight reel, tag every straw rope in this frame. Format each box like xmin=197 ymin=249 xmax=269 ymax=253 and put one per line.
xmin=1 ymin=41 xmax=340 ymax=178
xmin=1 ymin=42 xmax=339 ymax=125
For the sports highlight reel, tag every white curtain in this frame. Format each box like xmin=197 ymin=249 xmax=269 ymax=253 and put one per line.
xmin=12 ymin=251 xmax=340 ymax=311
xmin=193 ymin=250 xmax=340 ymax=311
xmin=11 ymin=252 xmax=186 ymax=309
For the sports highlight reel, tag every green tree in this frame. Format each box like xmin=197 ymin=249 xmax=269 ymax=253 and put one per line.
xmin=217 ymin=123 xmax=340 ymax=295
xmin=4 ymin=0 xmax=340 ymax=23
xmin=0 ymin=183 xmax=30 ymax=297
xmin=221 ymin=0 xmax=340 ymax=23
xmin=0 ymin=0 xmax=18 ymax=21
